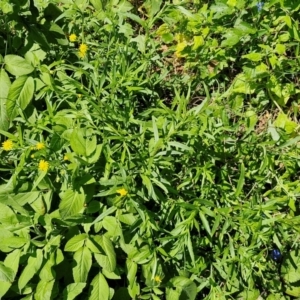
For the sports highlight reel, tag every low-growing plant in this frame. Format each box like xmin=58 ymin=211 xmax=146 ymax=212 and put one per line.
xmin=0 ymin=0 xmax=300 ymax=299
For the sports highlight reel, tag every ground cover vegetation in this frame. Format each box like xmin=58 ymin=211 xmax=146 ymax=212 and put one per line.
xmin=0 ymin=0 xmax=300 ymax=299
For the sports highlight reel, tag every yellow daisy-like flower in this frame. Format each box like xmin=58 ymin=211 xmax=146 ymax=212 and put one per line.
xmin=36 ymin=142 xmax=45 ymax=150
xmin=78 ymin=43 xmax=88 ymax=58
xmin=38 ymin=160 xmax=49 ymax=172
xmin=2 ymin=139 xmax=13 ymax=151
xmin=116 ymin=188 xmax=128 ymax=197
xmin=69 ymin=33 xmax=77 ymax=42
xmin=154 ymin=275 xmax=162 ymax=283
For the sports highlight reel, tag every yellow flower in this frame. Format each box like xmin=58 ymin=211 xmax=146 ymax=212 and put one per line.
xmin=69 ymin=33 xmax=77 ymax=42
xmin=116 ymin=188 xmax=128 ymax=197
xmin=38 ymin=160 xmax=49 ymax=172
xmin=31 ymin=154 xmax=35 ymax=158
xmin=78 ymin=43 xmax=88 ymax=58
xmin=154 ymin=275 xmax=162 ymax=283
xmin=63 ymin=155 xmax=69 ymax=161
xmin=2 ymin=140 xmax=13 ymax=151
xmin=36 ymin=142 xmax=45 ymax=150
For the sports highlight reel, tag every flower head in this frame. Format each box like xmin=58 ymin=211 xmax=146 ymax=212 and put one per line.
xmin=257 ymin=2 xmax=264 ymax=12
xmin=116 ymin=188 xmax=128 ymax=197
xmin=270 ymin=249 xmax=281 ymax=262
xmin=2 ymin=140 xmax=13 ymax=151
xmin=64 ymin=155 xmax=69 ymax=161
xmin=69 ymin=33 xmax=77 ymax=42
xmin=78 ymin=43 xmax=88 ymax=58
xmin=38 ymin=160 xmax=49 ymax=172
xmin=154 ymin=275 xmax=162 ymax=283
xmin=36 ymin=142 xmax=45 ymax=150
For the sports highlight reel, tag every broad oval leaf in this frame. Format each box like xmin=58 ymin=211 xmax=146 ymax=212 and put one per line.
xmin=4 ymin=55 xmax=34 ymax=76
xmin=70 ymin=128 xmax=86 ymax=156
xmin=70 ymin=127 xmax=97 ymax=157
xmin=7 ymin=76 xmax=34 ymax=120
xmin=0 ymin=262 xmax=15 ymax=282
xmin=35 ymin=280 xmax=55 ymax=300
xmin=95 ymin=236 xmax=116 ymax=272
xmin=88 ymin=273 xmax=109 ymax=300
xmin=73 ymin=247 xmax=92 ymax=283
xmin=65 ymin=234 xmax=87 ymax=252
xmin=59 ymin=188 xmax=85 ymax=219
xmin=63 ymin=283 xmax=86 ymax=300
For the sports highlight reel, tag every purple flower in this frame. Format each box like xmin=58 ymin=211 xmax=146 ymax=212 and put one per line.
xmin=271 ymin=249 xmax=282 ymax=262
xmin=257 ymin=2 xmax=264 ymax=12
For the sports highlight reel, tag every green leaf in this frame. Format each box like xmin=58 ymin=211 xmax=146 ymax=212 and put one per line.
xmin=199 ymin=211 xmax=211 ymax=236
xmin=91 ymin=206 xmax=117 ymax=224
xmin=0 ymin=262 xmax=15 ymax=282
xmin=0 ymin=69 xmax=10 ymax=131
xmin=70 ymin=127 xmax=86 ymax=156
xmin=73 ymin=247 xmax=92 ymax=283
xmin=169 ymin=277 xmax=197 ymax=300
xmin=242 ymin=53 xmax=263 ymax=62
xmin=275 ymin=44 xmax=286 ymax=54
xmin=59 ymin=188 xmax=85 ymax=219
xmin=274 ymin=112 xmax=297 ymax=134
xmin=70 ymin=127 xmax=97 ymax=157
xmin=211 ymin=3 xmax=234 ymax=19
xmin=88 ymin=273 xmax=110 ymax=300
xmin=63 ymin=283 xmax=86 ymax=300
xmin=235 ymin=162 xmax=245 ymax=196
xmin=232 ymin=73 xmax=255 ymax=94
xmin=131 ymin=35 xmax=146 ymax=53
xmin=281 ymin=250 xmax=300 ymax=297
xmin=0 ymin=236 xmax=28 ymax=252
xmin=234 ymin=21 xmax=256 ymax=34
xmin=39 ymin=253 xmax=56 ymax=281
xmin=35 ymin=280 xmax=55 ymax=300
xmin=18 ymin=249 xmax=43 ymax=290
xmin=7 ymin=76 xmax=34 ymax=120
xmin=221 ymin=29 xmax=242 ymax=47
xmin=4 ymin=55 xmax=34 ymax=76
xmin=65 ymin=234 xmax=88 ymax=252
xmin=90 ymin=0 xmax=102 ymax=10
xmin=0 ymin=203 xmax=18 ymax=224
xmin=126 ymin=258 xmax=137 ymax=285
xmin=227 ymin=0 xmax=236 ymax=7
xmin=102 ymin=216 xmax=122 ymax=237
xmin=143 ymin=0 xmax=162 ymax=18
xmin=0 ymin=249 xmax=20 ymax=297
xmin=93 ymin=236 xmax=116 ymax=272
xmin=4 ymin=249 xmax=20 ymax=274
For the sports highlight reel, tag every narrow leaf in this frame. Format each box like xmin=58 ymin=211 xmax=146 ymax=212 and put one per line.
xmin=235 ymin=162 xmax=245 ymax=196
xmin=0 ymin=69 xmax=10 ymax=131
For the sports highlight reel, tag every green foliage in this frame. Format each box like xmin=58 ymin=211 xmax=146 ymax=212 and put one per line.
xmin=0 ymin=0 xmax=300 ymax=299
